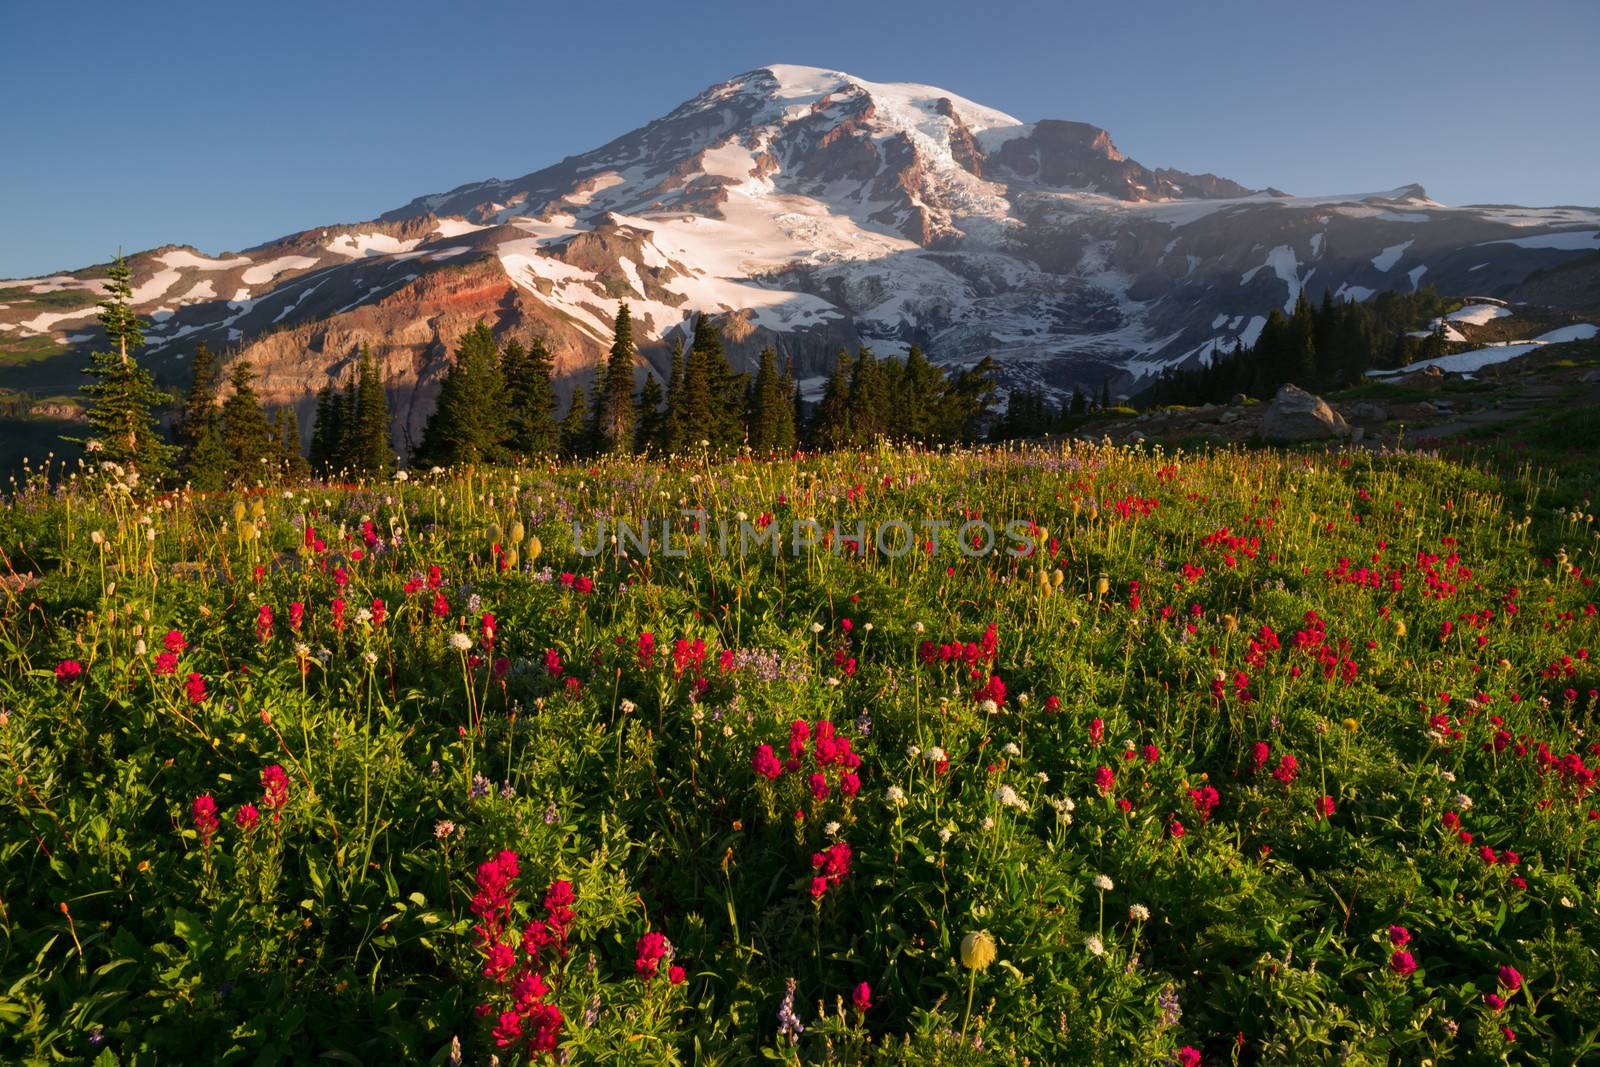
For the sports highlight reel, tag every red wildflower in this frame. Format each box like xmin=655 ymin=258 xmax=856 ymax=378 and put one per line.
xmin=192 ymin=794 xmax=219 ymax=846
xmin=635 ymin=931 xmax=669 ymax=979
xmin=261 ymin=763 xmax=290 ymax=814
xmin=852 ymin=981 xmax=871 ymax=1014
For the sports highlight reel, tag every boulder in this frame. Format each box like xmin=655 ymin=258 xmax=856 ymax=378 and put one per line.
xmin=1261 ymin=384 xmax=1349 ymax=442
xmin=1348 ymin=402 xmax=1389 ymax=424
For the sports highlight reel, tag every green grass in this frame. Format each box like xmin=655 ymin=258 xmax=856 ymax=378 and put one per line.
xmin=0 ymin=285 xmax=102 ymax=310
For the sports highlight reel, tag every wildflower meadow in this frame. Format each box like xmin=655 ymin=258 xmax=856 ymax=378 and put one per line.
xmin=2 ymin=442 xmax=1598 ymax=1065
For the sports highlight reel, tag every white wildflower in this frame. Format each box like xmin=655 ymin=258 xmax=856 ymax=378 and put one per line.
xmin=884 ymin=785 xmax=907 ymax=807
xmin=1129 ymin=904 xmax=1151 ymax=922
xmin=1085 ymin=935 xmax=1105 ymax=956
xmin=1093 ymin=874 xmax=1114 ymax=892
xmin=448 ymin=633 xmax=473 ymax=653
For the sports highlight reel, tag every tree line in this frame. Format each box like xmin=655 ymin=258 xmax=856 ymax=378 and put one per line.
xmin=1138 ymin=286 xmax=1452 ymax=407
xmin=393 ymin=303 xmax=1007 ymax=467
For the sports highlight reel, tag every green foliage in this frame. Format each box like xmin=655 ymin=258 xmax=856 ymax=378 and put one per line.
xmin=219 ymin=361 xmax=275 ymax=485
xmin=415 ymin=322 xmax=510 ymax=467
xmin=77 ymin=256 xmax=176 ymax=481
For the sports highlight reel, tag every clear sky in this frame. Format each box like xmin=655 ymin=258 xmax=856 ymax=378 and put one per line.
xmin=1 ymin=0 xmax=1596 ymax=278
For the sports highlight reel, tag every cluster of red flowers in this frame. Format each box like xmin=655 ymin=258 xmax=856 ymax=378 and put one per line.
xmin=632 ymin=930 xmax=684 ymax=984
xmin=55 ymin=659 xmax=83 ymax=684
xmin=918 ymin=622 xmax=999 ymax=678
xmin=751 ymin=719 xmax=864 ymax=800
xmin=809 ymin=841 xmax=853 ymax=900
xmin=1188 ymin=785 xmax=1219 ymax=822
xmin=469 ymin=850 xmax=565 ymax=1054
xmin=1387 ymin=924 xmax=1416 ymax=976
xmin=1200 ymin=526 xmax=1261 ymax=568
xmin=557 ymin=572 xmax=594 ymax=594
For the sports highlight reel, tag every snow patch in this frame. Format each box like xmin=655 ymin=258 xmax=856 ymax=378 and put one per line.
xmin=241 ymin=255 xmax=319 ymax=285
xmin=324 ymin=233 xmax=422 ymax=258
xmin=1370 ymin=240 xmax=1413 ymax=272
xmin=1446 ymin=304 xmax=1512 ymax=326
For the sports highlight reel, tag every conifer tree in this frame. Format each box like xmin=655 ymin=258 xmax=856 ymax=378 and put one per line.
xmin=78 ymin=255 xmax=175 ymax=480
xmin=661 ymin=338 xmax=687 ymax=452
xmin=174 ymin=341 xmax=226 ymax=488
xmin=635 ymin=376 xmax=665 ymax=453
xmin=559 ymin=386 xmax=588 ymax=458
xmin=844 ymin=346 xmax=888 ymax=445
xmin=809 ymin=347 xmax=854 ymax=450
xmin=277 ymin=404 xmax=311 ymax=482
xmin=416 ymin=321 xmax=510 ymax=466
xmin=502 ymin=337 xmax=559 ymax=457
xmin=775 ymin=357 xmax=798 ymax=453
xmin=598 ymin=303 xmax=637 ymax=454
xmin=308 ymin=385 xmax=344 ymax=475
xmin=219 ymin=361 xmax=275 ymax=484
xmin=349 ymin=345 xmax=393 ymax=476
xmin=747 ymin=347 xmax=795 ymax=454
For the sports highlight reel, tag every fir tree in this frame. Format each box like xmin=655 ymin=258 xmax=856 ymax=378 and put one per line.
xmin=78 ymin=255 xmax=175 ymax=480
xmin=661 ymin=338 xmax=687 ymax=452
xmin=747 ymin=347 xmax=796 ymax=454
xmin=502 ymin=337 xmax=559 ymax=457
xmin=219 ymin=361 xmax=275 ymax=484
xmin=416 ymin=321 xmax=510 ymax=466
xmin=278 ymin=405 xmax=311 ymax=482
xmin=559 ymin=386 xmax=588 ymax=458
xmin=635 ymin=376 xmax=665 ymax=453
xmin=308 ymin=384 xmax=344 ymax=475
xmin=174 ymin=341 xmax=225 ymax=487
xmin=598 ymin=303 xmax=637 ymax=454
xmin=809 ymin=348 xmax=854 ymax=449
xmin=349 ymin=345 xmax=393 ymax=476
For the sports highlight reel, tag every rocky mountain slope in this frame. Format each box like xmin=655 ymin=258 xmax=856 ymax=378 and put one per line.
xmin=2 ymin=64 xmax=1596 ymax=454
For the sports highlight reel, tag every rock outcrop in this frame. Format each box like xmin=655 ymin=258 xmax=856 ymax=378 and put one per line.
xmin=1261 ymin=384 xmax=1349 ymax=442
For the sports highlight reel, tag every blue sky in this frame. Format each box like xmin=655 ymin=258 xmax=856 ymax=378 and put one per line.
xmin=1 ymin=0 xmax=1595 ymax=277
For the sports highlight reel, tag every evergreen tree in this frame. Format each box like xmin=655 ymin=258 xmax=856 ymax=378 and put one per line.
xmin=559 ymin=386 xmax=588 ymax=458
xmin=746 ymin=347 xmax=794 ymax=454
xmin=843 ymin=346 xmax=888 ymax=445
xmin=338 ymin=376 xmax=360 ymax=473
xmin=415 ymin=321 xmax=510 ymax=466
xmin=349 ymin=345 xmax=393 ymax=476
xmin=635 ymin=376 xmax=665 ymax=453
xmin=897 ymin=345 xmax=943 ymax=440
xmin=676 ymin=314 xmax=745 ymax=450
xmin=277 ymin=405 xmax=311 ymax=482
xmin=775 ymin=358 xmax=798 ymax=453
xmin=219 ymin=361 xmax=275 ymax=485
xmin=174 ymin=341 xmax=226 ymax=487
xmin=809 ymin=347 xmax=854 ymax=449
xmin=78 ymin=255 xmax=175 ymax=480
xmin=502 ymin=337 xmax=559 ymax=457
xmin=598 ymin=303 xmax=637 ymax=454
xmin=308 ymin=385 xmax=344 ymax=475
xmin=661 ymin=338 xmax=687 ymax=452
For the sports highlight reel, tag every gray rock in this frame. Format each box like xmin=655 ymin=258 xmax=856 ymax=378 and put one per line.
xmin=1261 ymin=384 xmax=1350 ymax=442
xmin=1348 ymin=402 xmax=1389 ymax=424
xmin=1230 ymin=393 xmax=1248 ymax=407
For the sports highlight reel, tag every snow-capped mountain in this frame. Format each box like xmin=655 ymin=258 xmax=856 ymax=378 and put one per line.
xmin=3 ymin=64 xmax=1596 ymax=449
